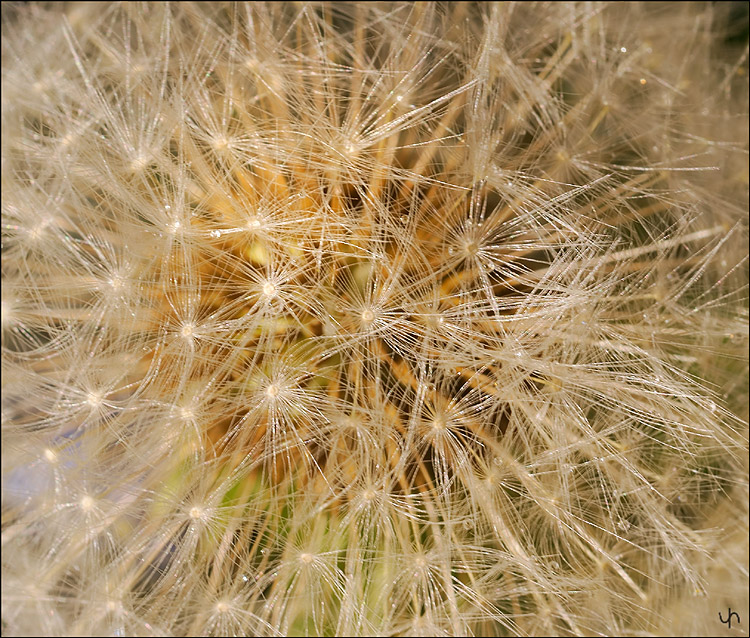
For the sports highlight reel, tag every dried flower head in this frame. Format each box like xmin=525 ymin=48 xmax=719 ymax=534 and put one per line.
xmin=2 ymin=2 xmax=748 ymax=636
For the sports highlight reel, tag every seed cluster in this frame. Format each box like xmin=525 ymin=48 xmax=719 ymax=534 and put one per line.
xmin=2 ymin=3 xmax=747 ymax=636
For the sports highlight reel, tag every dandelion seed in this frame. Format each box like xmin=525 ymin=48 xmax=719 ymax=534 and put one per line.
xmin=0 ymin=300 xmax=12 ymax=326
xmin=211 ymin=137 xmax=230 ymax=151
xmin=265 ymin=384 xmax=279 ymax=399
xmin=464 ymin=240 xmax=479 ymax=256
xmin=129 ymin=154 xmax=150 ymax=172
xmin=86 ymin=392 xmax=102 ymax=407
xmin=27 ymin=222 xmax=49 ymax=242
xmin=189 ymin=506 xmax=204 ymax=520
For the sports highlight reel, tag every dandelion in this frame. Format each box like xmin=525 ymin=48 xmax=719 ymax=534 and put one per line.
xmin=2 ymin=2 xmax=748 ymax=636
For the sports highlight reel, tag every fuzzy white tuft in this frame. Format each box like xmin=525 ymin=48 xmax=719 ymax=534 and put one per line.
xmin=2 ymin=3 xmax=748 ymax=636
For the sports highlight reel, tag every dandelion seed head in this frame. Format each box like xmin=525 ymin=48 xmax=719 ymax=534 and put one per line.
xmin=1 ymin=2 xmax=746 ymax=636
